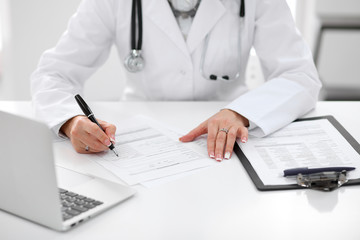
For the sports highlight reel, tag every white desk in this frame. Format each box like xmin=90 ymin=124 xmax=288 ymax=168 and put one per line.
xmin=1 ymin=101 xmax=360 ymax=240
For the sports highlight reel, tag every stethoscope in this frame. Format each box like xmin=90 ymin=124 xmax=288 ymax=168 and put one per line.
xmin=124 ymin=0 xmax=144 ymax=72
xmin=124 ymin=0 xmax=245 ymax=81
xmin=200 ymin=0 xmax=245 ymax=81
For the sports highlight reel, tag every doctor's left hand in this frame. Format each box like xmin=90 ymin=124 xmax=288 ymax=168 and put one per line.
xmin=179 ymin=109 xmax=249 ymax=162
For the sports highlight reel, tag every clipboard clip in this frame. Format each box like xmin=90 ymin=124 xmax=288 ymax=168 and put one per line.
xmin=283 ymin=167 xmax=356 ymax=191
xmin=296 ymin=170 xmax=348 ymax=191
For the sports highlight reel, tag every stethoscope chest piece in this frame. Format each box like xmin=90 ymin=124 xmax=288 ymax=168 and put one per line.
xmin=124 ymin=49 xmax=145 ymax=72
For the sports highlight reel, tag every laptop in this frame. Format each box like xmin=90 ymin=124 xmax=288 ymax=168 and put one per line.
xmin=0 ymin=110 xmax=136 ymax=231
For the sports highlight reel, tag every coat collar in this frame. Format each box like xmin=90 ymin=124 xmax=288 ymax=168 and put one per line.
xmin=187 ymin=0 xmax=226 ymax=53
xmin=144 ymin=0 xmax=226 ymax=58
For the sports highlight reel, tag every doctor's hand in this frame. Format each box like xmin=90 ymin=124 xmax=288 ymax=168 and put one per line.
xmin=179 ymin=109 xmax=249 ymax=162
xmin=60 ymin=116 xmax=116 ymax=154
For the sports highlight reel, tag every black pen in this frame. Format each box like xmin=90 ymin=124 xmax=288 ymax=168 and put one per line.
xmin=75 ymin=94 xmax=119 ymax=157
xmin=283 ymin=167 xmax=355 ymax=177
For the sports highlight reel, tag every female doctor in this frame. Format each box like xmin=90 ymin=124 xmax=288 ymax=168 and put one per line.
xmin=31 ymin=0 xmax=321 ymax=162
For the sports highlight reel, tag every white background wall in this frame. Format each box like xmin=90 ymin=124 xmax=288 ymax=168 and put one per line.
xmin=0 ymin=0 xmax=125 ymax=101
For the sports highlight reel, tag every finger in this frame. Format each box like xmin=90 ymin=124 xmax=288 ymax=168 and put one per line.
xmin=71 ymin=137 xmax=101 ymax=154
xmin=85 ymin=122 xmax=112 ymax=148
xmin=98 ymin=120 xmax=117 ymax=142
xmin=179 ymin=122 xmax=208 ymax=142
xmin=224 ymin=126 xmax=248 ymax=160
xmin=238 ymin=125 xmax=249 ymax=143
xmin=71 ymin=128 xmax=108 ymax=153
xmin=223 ymin=127 xmax=237 ymax=160
xmin=79 ymin=142 xmax=96 ymax=154
xmin=206 ymin=120 xmax=218 ymax=159
xmin=224 ymin=127 xmax=242 ymax=160
xmin=214 ymin=129 xmax=228 ymax=162
xmin=81 ymin=133 xmax=109 ymax=152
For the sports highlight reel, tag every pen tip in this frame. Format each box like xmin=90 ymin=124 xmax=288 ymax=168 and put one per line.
xmin=113 ymin=149 xmax=119 ymax=157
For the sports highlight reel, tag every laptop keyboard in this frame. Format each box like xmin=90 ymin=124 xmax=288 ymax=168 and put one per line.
xmin=59 ymin=188 xmax=103 ymax=221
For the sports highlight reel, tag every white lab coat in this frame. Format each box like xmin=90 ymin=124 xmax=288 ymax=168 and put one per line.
xmin=31 ymin=0 xmax=321 ymax=137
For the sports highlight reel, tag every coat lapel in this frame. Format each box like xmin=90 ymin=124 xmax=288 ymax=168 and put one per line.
xmin=143 ymin=0 xmax=226 ymax=57
xmin=187 ymin=0 xmax=226 ymax=53
xmin=143 ymin=0 xmax=190 ymax=59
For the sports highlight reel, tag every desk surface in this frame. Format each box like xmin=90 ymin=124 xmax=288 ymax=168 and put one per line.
xmin=1 ymin=101 xmax=360 ymax=240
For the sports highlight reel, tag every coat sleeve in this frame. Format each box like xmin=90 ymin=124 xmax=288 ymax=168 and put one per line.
xmin=30 ymin=0 xmax=116 ymax=136
xmin=225 ymin=0 xmax=321 ymax=137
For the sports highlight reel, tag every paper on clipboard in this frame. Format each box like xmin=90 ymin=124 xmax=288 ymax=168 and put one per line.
xmin=239 ymin=117 xmax=360 ymax=186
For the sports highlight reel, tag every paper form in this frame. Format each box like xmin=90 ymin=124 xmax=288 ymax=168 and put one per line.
xmin=239 ymin=119 xmax=360 ymax=185
xmin=92 ymin=116 xmax=214 ymax=185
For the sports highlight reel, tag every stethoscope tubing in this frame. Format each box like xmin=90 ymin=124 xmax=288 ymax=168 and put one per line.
xmin=200 ymin=0 xmax=245 ymax=81
xmin=199 ymin=18 xmax=244 ymax=82
xmin=131 ymin=0 xmax=143 ymax=50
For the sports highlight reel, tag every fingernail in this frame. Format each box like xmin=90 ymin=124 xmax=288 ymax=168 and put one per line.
xmin=215 ymin=154 xmax=222 ymax=162
xmin=110 ymin=135 xmax=116 ymax=142
xmin=224 ymin=152 xmax=231 ymax=160
xmin=104 ymin=139 xmax=111 ymax=146
xmin=209 ymin=152 xmax=215 ymax=159
xmin=241 ymin=137 xmax=248 ymax=143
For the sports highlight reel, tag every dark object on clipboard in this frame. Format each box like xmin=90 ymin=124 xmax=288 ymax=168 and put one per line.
xmin=234 ymin=115 xmax=360 ymax=191
xmin=284 ymin=167 xmax=355 ymax=191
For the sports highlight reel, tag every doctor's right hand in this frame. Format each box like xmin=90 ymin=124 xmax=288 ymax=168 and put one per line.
xmin=60 ymin=116 xmax=116 ymax=154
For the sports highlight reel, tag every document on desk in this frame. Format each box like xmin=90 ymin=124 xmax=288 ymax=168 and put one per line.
xmin=92 ymin=116 xmax=213 ymax=185
xmin=240 ymin=118 xmax=360 ymax=185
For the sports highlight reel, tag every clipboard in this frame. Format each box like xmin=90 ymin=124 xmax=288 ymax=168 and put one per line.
xmin=234 ymin=115 xmax=360 ymax=191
